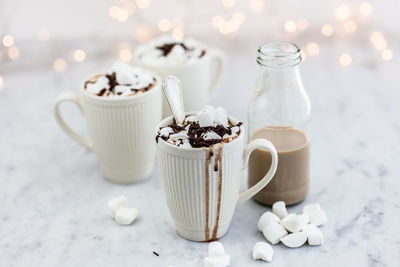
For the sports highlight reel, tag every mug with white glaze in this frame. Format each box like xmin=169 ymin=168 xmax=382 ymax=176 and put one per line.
xmin=54 ymin=72 xmax=162 ymax=184
xmin=155 ymin=114 xmax=278 ymax=241
xmin=133 ymin=39 xmax=227 ymax=117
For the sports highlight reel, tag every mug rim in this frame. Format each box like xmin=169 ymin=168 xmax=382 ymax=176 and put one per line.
xmin=79 ymin=69 xmax=161 ymax=103
xmin=133 ymin=43 xmax=219 ymax=69
xmin=155 ymin=112 xmax=245 ymax=152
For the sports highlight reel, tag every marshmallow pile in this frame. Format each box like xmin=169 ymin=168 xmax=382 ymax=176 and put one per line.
xmin=135 ymin=35 xmax=206 ymax=66
xmin=157 ymin=105 xmax=241 ymax=148
xmin=203 ymin=242 xmax=230 ymax=267
xmin=258 ymin=201 xmax=326 ymax=251
xmin=85 ymin=61 xmax=155 ymax=98
xmin=107 ymin=196 xmax=138 ymax=225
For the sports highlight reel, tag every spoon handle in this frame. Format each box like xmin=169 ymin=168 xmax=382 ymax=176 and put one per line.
xmin=163 ymin=75 xmax=186 ymax=125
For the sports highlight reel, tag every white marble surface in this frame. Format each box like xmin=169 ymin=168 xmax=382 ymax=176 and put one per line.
xmin=1 ymin=42 xmax=400 ymax=267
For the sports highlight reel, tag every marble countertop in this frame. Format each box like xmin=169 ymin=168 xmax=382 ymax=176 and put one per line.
xmin=1 ymin=43 xmax=399 ymax=267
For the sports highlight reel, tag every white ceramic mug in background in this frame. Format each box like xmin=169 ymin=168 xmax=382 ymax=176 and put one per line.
xmin=155 ymin=115 xmax=278 ymax=241
xmin=134 ymin=47 xmax=227 ymax=117
xmin=54 ymin=73 xmax=162 ymax=184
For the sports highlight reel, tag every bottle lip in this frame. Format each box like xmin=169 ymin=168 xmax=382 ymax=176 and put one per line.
xmin=257 ymin=42 xmax=302 ymax=68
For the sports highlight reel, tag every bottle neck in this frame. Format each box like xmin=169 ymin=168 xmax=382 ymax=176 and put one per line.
xmin=256 ymin=64 xmax=303 ymax=92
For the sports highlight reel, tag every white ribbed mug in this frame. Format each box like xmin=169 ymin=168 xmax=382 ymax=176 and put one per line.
xmin=54 ymin=72 xmax=162 ymax=184
xmin=155 ymin=115 xmax=278 ymax=241
xmin=133 ymin=46 xmax=227 ymax=118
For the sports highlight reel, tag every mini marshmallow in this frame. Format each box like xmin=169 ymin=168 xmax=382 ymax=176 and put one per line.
xmin=252 ymin=241 xmax=273 ymax=262
xmin=280 ymin=214 xmax=301 ymax=233
xmin=114 ymin=206 xmax=138 ymax=225
xmin=114 ymin=85 xmax=131 ymax=94
xmin=214 ymin=107 xmax=228 ymax=127
xmin=159 ymin=127 xmax=174 ymax=138
xmin=208 ymin=241 xmax=225 ymax=257
xmin=116 ymin=70 xmax=137 ymax=85
xmin=86 ymin=76 xmax=109 ymax=95
xmin=280 ymin=232 xmax=307 ymax=248
xmin=272 ymin=201 xmax=288 ymax=219
xmin=230 ymin=126 xmax=240 ymax=135
xmin=303 ymin=203 xmax=322 ymax=214
xmin=298 ymin=213 xmax=310 ymax=228
xmin=179 ymin=141 xmax=192 ymax=148
xmin=257 ymin=211 xmax=280 ymax=232
xmin=197 ymin=109 xmax=214 ymax=127
xmin=203 ymin=256 xmax=229 ymax=267
xmin=300 ymin=223 xmax=319 ymax=233
xmin=203 ymin=131 xmax=222 ymax=140
xmin=108 ymin=196 xmax=127 ymax=218
xmin=205 ymin=105 xmax=215 ymax=119
xmin=169 ymin=44 xmax=186 ymax=56
xmin=307 ymin=227 xmax=324 ymax=246
xmin=169 ymin=131 xmax=189 ymax=141
xmin=185 ymin=115 xmax=197 ymax=123
xmin=307 ymin=209 xmax=328 ymax=227
xmin=262 ymin=222 xmax=288 ymax=245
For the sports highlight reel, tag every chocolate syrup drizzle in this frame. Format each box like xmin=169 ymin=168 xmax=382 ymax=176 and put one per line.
xmin=84 ymin=72 xmax=156 ymax=97
xmin=156 ymin=118 xmax=242 ymax=148
xmin=156 ymin=42 xmax=206 ymax=58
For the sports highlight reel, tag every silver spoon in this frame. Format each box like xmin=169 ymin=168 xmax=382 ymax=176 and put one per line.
xmin=162 ymin=75 xmax=185 ymax=125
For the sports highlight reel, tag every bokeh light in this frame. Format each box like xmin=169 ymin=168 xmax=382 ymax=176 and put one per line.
xmin=360 ymin=2 xmax=373 ymax=16
xmin=335 ymin=5 xmax=351 ymax=21
xmin=284 ymin=20 xmax=296 ymax=32
xmin=158 ymin=19 xmax=171 ymax=32
xmin=2 ymin=35 xmax=14 ymax=48
xmin=343 ymin=20 xmax=357 ymax=33
xmin=306 ymin=42 xmax=319 ymax=56
xmin=296 ymin=18 xmax=309 ymax=31
xmin=321 ymin=24 xmax=334 ymax=36
xmin=136 ymin=0 xmax=150 ymax=9
xmin=8 ymin=47 xmax=19 ymax=60
xmin=222 ymin=0 xmax=235 ymax=8
xmin=339 ymin=53 xmax=352 ymax=66
xmin=250 ymin=0 xmax=264 ymax=12
xmin=172 ymin=28 xmax=184 ymax=40
xmin=119 ymin=49 xmax=132 ymax=62
xmin=382 ymin=49 xmax=393 ymax=61
xmin=37 ymin=28 xmax=50 ymax=42
xmin=73 ymin=49 xmax=86 ymax=62
xmin=53 ymin=58 xmax=67 ymax=72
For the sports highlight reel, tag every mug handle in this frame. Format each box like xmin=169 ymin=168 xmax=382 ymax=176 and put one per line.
xmin=237 ymin=138 xmax=278 ymax=205
xmin=54 ymin=91 xmax=93 ymax=150
xmin=207 ymin=49 xmax=227 ymax=96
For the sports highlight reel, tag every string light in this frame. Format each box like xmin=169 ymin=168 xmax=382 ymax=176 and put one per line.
xmin=38 ymin=28 xmax=50 ymax=42
xmin=306 ymin=42 xmax=319 ymax=55
xmin=172 ymin=28 xmax=184 ymax=40
xmin=136 ymin=0 xmax=150 ymax=9
xmin=7 ymin=47 xmax=19 ymax=60
xmin=222 ymin=0 xmax=235 ymax=8
xmin=339 ymin=53 xmax=352 ymax=66
xmin=343 ymin=20 xmax=357 ymax=33
xmin=382 ymin=49 xmax=393 ymax=61
xmin=321 ymin=24 xmax=334 ymax=36
xmin=158 ymin=19 xmax=171 ymax=32
xmin=73 ymin=49 xmax=86 ymax=62
xmin=373 ymin=37 xmax=387 ymax=50
xmin=0 ymin=75 xmax=4 ymax=91
xmin=119 ymin=49 xmax=132 ymax=61
xmin=360 ymin=2 xmax=373 ymax=16
xmin=296 ymin=18 xmax=309 ymax=31
xmin=212 ymin=16 xmax=224 ymax=28
xmin=2 ymin=35 xmax=14 ymax=48
xmin=300 ymin=50 xmax=306 ymax=61
xmin=284 ymin=20 xmax=296 ymax=32
xmin=232 ymin=12 xmax=245 ymax=24
xmin=109 ymin=6 xmax=120 ymax=18
xmin=370 ymin=31 xmax=383 ymax=43
xmin=250 ymin=0 xmax=264 ymax=12
xmin=53 ymin=58 xmax=67 ymax=72
xmin=117 ymin=9 xmax=129 ymax=21
xmin=335 ymin=5 xmax=351 ymax=21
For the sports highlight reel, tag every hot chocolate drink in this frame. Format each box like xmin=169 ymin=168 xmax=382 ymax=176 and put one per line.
xmin=84 ymin=62 xmax=157 ymax=98
xmin=134 ymin=35 xmax=207 ymax=66
xmin=248 ymin=126 xmax=309 ymax=205
xmin=156 ymin=106 xmax=242 ymax=148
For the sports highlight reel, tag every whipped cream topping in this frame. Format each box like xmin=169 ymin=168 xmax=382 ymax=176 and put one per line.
xmin=84 ymin=62 xmax=156 ymax=98
xmin=156 ymin=106 xmax=242 ymax=148
xmin=134 ymin=35 xmax=207 ymax=66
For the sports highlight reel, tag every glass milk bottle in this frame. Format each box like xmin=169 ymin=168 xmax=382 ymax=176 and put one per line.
xmin=247 ymin=42 xmax=311 ymax=205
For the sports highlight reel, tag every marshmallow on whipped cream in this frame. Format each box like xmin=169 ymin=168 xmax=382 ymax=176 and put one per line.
xmin=84 ymin=61 xmax=156 ymax=98
xmin=156 ymin=105 xmax=242 ymax=149
xmin=134 ymin=35 xmax=207 ymax=66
